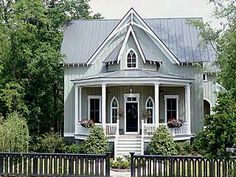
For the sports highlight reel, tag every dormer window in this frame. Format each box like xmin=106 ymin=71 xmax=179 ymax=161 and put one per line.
xmin=127 ymin=49 xmax=137 ymax=68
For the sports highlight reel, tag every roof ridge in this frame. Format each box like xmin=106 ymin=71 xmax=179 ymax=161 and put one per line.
xmin=71 ymin=17 xmax=203 ymax=22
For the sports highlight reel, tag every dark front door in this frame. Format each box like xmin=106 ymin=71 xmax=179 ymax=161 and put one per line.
xmin=126 ymin=103 xmax=138 ymax=132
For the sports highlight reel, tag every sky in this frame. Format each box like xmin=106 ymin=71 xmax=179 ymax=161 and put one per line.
xmin=89 ymin=0 xmax=220 ymax=28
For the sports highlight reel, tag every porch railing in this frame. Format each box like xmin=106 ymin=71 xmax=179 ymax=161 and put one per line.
xmin=105 ymin=123 xmax=117 ymax=136
xmin=141 ymin=122 xmax=189 ymax=137
xmin=162 ymin=122 xmax=189 ymax=136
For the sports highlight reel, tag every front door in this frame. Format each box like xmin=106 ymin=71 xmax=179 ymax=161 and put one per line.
xmin=124 ymin=94 xmax=139 ymax=133
xmin=126 ymin=102 xmax=138 ymax=132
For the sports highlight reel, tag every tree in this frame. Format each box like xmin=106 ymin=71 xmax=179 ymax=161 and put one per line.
xmin=0 ymin=112 xmax=29 ymax=152
xmin=81 ymin=126 xmax=109 ymax=154
xmin=0 ymin=0 xmax=101 ymax=137
xmin=193 ymin=92 xmax=236 ymax=159
xmin=147 ymin=125 xmax=178 ymax=155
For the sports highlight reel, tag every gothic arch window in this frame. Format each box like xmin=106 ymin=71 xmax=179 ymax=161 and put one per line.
xmin=204 ymin=99 xmax=211 ymax=117
xmin=110 ymin=97 xmax=119 ymax=123
xmin=145 ymin=97 xmax=154 ymax=124
xmin=127 ymin=49 xmax=137 ymax=68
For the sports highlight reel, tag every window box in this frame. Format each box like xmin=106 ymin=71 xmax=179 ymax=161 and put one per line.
xmin=80 ymin=119 xmax=94 ymax=128
xmin=167 ymin=119 xmax=183 ymax=128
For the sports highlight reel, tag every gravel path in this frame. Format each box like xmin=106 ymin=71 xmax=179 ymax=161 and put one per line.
xmin=110 ymin=170 xmax=130 ymax=177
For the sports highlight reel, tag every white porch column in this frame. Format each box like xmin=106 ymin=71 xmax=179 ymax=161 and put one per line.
xmin=154 ymin=83 xmax=160 ymax=127
xmin=74 ymin=85 xmax=79 ymax=134
xmin=102 ymin=84 xmax=107 ymax=130
xmin=185 ymin=84 xmax=191 ymax=135
xmin=79 ymin=87 xmax=82 ymax=122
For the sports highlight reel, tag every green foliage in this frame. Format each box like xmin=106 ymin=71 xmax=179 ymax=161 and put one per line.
xmin=81 ymin=125 xmax=109 ymax=154
xmin=0 ymin=112 xmax=29 ymax=152
xmin=176 ymin=141 xmax=197 ymax=155
xmin=111 ymin=156 xmax=130 ymax=169
xmin=0 ymin=82 xmax=29 ymax=115
xmin=193 ymin=92 xmax=236 ymax=159
xmin=147 ymin=125 xmax=178 ymax=155
xmin=64 ymin=144 xmax=81 ymax=153
xmin=36 ymin=131 xmax=65 ymax=153
xmin=0 ymin=0 xmax=101 ymax=136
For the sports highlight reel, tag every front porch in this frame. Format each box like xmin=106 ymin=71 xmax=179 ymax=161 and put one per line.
xmin=72 ymin=70 xmax=193 ymax=156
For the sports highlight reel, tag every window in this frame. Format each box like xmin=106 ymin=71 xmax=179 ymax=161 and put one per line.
xmin=110 ymin=97 xmax=119 ymax=123
xmin=203 ymin=74 xmax=207 ymax=81
xmin=127 ymin=49 xmax=137 ymax=68
xmin=165 ymin=95 xmax=179 ymax=122
xmin=145 ymin=97 xmax=154 ymax=124
xmin=88 ymin=96 xmax=101 ymax=123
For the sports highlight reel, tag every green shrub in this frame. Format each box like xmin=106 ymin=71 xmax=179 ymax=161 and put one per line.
xmin=177 ymin=141 xmax=196 ymax=155
xmin=0 ymin=112 xmax=29 ymax=152
xmin=111 ymin=156 xmax=130 ymax=169
xmin=147 ymin=125 xmax=178 ymax=155
xmin=81 ymin=125 xmax=109 ymax=154
xmin=37 ymin=131 xmax=65 ymax=153
xmin=64 ymin=144 xmax=81 ymax=153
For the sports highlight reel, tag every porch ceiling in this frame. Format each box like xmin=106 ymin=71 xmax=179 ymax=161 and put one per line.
xmin=72 ymin=70 xmax=193 ymax=86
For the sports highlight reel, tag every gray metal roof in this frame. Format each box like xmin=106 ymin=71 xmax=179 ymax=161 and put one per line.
xmin=72 ymin=69 xmax=192 ymax=81
xmin=61 ymin=18 xmax=215 ymax=64
xmin=103 ymin=41 xmax=123 ymax=63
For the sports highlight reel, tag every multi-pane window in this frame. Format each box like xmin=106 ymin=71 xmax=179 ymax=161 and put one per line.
xmin=89 ymin=98 xmax=100 ymax=123
xmin=166 ymin=98 xmax=178 ymax=121
xmin=145 ymin=97 xmax=154 ymax=123
xmin=111 ymin=97 xmax=119 ymax=123
xmin=127 ymin=50 xmax=137 ymax=68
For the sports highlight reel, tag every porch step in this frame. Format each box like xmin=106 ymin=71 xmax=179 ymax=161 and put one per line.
xmin=116 ymin=135 xmax=142 ymax=156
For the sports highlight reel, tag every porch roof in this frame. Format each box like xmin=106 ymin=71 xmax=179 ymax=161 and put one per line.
xmin=72 ymin=70 xmax=193 ymax=85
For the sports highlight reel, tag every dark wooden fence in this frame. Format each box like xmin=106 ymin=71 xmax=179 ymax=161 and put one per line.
xmin=130 ymin=153 xmax=236 ymax=177
xmin=0 ymin=152 xmax=110 ymax=177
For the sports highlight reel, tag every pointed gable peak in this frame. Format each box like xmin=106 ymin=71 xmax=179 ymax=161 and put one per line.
xmin=87 ymin=8 xmax=180 ymax=65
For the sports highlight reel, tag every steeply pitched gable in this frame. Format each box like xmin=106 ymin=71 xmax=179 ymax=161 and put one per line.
xmin=61 ymin=8 xmax=215 ymax=65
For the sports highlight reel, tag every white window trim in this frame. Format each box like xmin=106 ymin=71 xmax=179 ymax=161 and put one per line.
xmin=88 ymin=95 xmax=102 ymax=123
xmin=126 ymin=48 xmax=138 ymax=69
xmin=110 ymin=97 xmax=119 ymax=123
xmin=164 ymin=95 xmax=179 ymax=123
xmin=145 ymin=97 xmax=154 ymax=124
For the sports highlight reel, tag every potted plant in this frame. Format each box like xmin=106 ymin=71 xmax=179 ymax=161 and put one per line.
xmin=167 ymin=118 xmax=183 ymax=128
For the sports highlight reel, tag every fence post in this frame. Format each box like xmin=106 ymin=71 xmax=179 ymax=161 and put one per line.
xmin=130 ymin=152 xmax=135 ymax=177
xmin=106 ymin=152 xmax=110 ymax=177
xmin=33 ymin=155 xmax=38 ymax=174
xmin=0 ymin=154 xmax=3 ymax=174
xmin=169 ymin=157 xmax=174 ymax=177
xmin=69 ymin=156 xmax=73 ymax=175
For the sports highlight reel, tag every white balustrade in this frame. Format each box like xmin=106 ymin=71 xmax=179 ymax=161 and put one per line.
xmin=142 ymin=122 xmax=189 ymax=137
xmin=161 ymin=122 xmax=188 ymax=136
xmin=105 ymin=123 xmax=117 ymax=136
xmin=143 ymin=123 xmax=157 ymax=136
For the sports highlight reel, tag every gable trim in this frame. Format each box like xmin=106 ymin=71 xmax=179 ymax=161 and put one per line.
xmin=87 ymin=9 xmax=134 ymax=65
xmin=118 ymin=25 xmax=146 ymax=63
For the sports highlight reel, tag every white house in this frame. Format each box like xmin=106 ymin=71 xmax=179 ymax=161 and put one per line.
xmin=61 ymin=8 xmax=218 ymax=156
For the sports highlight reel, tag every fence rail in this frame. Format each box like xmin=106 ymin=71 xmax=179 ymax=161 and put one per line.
xmin=0 ymin=152 xmax=110 ymax=177
xmin=130 ymin=153 xmax=236 ymax=177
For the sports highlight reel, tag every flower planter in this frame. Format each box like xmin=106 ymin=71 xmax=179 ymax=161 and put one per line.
xmin=111 ymin=168 xmax=130 ymax=172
